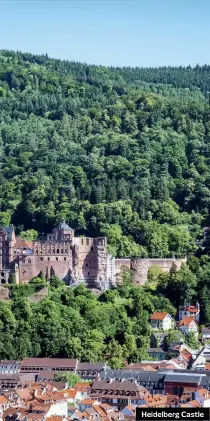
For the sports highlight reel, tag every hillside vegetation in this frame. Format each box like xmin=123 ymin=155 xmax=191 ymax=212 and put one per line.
xmin=1 ymin=253 xmax=210 ymax=363
xmin=1 ymin=51 xmax=210 ymax=258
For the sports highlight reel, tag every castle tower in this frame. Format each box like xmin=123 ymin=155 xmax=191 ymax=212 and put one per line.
xmin=49 ymin=221 xmax=75 ymax=241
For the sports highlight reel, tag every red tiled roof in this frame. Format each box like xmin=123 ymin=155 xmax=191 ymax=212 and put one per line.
xmin=184 ymin=306 xmax=198 ymax=313
xmin=150 ymin=312 xmax=169 ymax=321
xmin=178 ymin=317 xmax=196 ymax=327
xmin=80 ymin=399 xmax=95 ymax=405
xmin=180 ymin=350 xmax=192 ymax=362
xmin=15 ymin=237 xmax=33 ymax=249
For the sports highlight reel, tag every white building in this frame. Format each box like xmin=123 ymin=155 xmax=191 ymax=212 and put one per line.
xmin=179 ymin=303 xmax=200 ymax=322
xmin=150 ymin=312 xmax=174 ymax=331
xmin=178 ymin=317 xmax=198 ymax=338
xmin=201 ymin=327 xmax=210 ymax=343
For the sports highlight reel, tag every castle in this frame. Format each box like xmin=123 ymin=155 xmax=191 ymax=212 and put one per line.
xmin=0 ymin=223 xmax=186 ymax=289
xmin=0 ymin=223 xmax=115 ymax=289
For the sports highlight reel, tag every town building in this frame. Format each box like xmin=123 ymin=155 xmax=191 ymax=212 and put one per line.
xmin=89 ymin=379 xmax=148 ymax=410
xmin=20 ymin=358 xmax=78 ymax=374
xmin=201 ymin=327 xmax=210 ymax=343
xmin=179 ymin=303 xmax=200 ymax=322
xmin=0 ymin=362 xmax=20 ymax=374
xmin=178 ymin=317 xmax=198 ymax=338
xmin=150 ymin=312 xmax=174 ymax=331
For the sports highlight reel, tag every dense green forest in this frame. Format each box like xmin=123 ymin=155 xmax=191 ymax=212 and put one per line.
xmin=1 ymin=254 xmax=210 ymax=363
xmin=1 ymin=50 xmax=210 ymax=258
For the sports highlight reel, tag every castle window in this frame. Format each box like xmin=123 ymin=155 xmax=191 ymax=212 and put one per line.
xmin=49 ymin=236 xmax=51 ymax=240
xmin=56 ymin=257 xmax=58 ymax=261
xmin=28 ymin=259 xmax=31 ymax=263
xmin=88 ymin=272 xmax=90 ymax=276
xmin=86 ymin=263 xmax=88 ymax=267
xmin=1 ymin=272 xmax=4 ymax=277
xmin=48 ymin=257 xmax=50 ymax=261
xmin=57 ymin=249 xmax=59 ymax=254
xmin=64 ymin=257 xmax=66 ymax=261
xmin=36 ymin=250 xmax=38 ymax=254
xmin=86 ymin=238 xmax=89 ymax=245
xmin=91 ymin=247 xmax=94 ymax=252
xmin=61 ymin=249 xmax=63 ymax=253
xmin=40 ymin=257 xmax=43 ymax=261
xmin=81 ymin=238 xmax=83 ymax=245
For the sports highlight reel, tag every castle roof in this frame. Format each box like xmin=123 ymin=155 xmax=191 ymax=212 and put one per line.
xmin=2 ymin=226 xmax=14 ymax=240
xmin=57 ymin=222 xmax=74 ymax=231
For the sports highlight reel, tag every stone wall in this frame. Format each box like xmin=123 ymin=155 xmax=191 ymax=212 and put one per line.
xmin=0 ymin=286 xmax=10 ymax=300
xmin=131 ymin=258 xmax=187 ymax=285
xmin=18 ymin=254 xmax=72 ymax=283
xmin=29 ymin=287 xmax=49 ymax=303
xmin=114 ymin=259 xmax=131 ymax=284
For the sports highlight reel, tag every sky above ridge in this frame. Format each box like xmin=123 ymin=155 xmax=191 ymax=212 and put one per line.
xmin=0 ymin=0 xmax=209 ymax=67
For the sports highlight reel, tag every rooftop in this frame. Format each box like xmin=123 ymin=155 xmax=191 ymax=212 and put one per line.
xmin=178 ymin=317 xmax=196 ymax=327
xmin=150 ymin=312 xmax=170 ymax=321
xmin=20 ymin=358 xmax=78 ymax=369
xmin=57 ymin=222 xmax=74 ymax=231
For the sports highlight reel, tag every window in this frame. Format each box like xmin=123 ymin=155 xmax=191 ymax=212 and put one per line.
xmin=86 ymin=238 xmax=89 ymax=245
xmin=91 ymin=247 xmax=94 ymax=251
xmin=1 ymin=272 xmax=4 ymax=277
xmin=56 ymin=257 xmax=58 ymax=261
xmin=28 ymin=259 xmax=31 ymax=263
xmin=48 ymin=257 xmax=50 ymax=261
xmin=57 ymin=249 xmax=59 ymax=253
xmin=86 ymin=263 xmax=88 ymax=267
xmin=40 ymin=257 xmax=43 ymax=261
xmin=88 ymin=272 xmax=90 ymax=276
xmin=64 ymin=257 xmax=66 ymax=261
xmin=49 ymin=236 xmax=51 ymax=240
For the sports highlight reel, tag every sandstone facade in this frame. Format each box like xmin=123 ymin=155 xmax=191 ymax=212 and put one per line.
xmin=0 ymin=223 xmax=115 ymax=289
xmin=0 ymin=224 xmax=187 ymax=289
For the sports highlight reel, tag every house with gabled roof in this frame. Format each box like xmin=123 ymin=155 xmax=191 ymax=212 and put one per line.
xmin=178 ymin=317 xmax=198 ymax=338
xmin=150 ymin=312 xmax=174 ymax=331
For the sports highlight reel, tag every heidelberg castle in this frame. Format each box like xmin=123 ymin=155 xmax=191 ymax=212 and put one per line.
xmin=0 ymin=223 xmax=186 ymax=289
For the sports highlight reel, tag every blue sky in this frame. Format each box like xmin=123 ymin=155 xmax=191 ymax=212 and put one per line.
xmin=0 ymin=0 xmax=209 ymax=67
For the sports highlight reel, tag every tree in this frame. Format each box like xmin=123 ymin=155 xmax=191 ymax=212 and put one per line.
xmin=54 ymin=372 xmax=82 ymax=387
xmin=19 ymin=229 xmax=38 ymax=241
xmin=49 ymin=276 xmax=65 ymax=289
xmin=184 ymin=332 xmax=200 ymax=349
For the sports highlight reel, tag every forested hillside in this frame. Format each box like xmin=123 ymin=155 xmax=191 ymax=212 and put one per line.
xmin=1 ymin=50 xmax=210 ymax=257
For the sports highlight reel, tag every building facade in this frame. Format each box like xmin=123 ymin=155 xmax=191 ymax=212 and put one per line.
xmin=179 ymin=303 xmax=200 ymax=322
xmin=0 ymin=224 xmax=115 ymax=289
xmin=150 ymin=312 xmax=174 ymax=331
